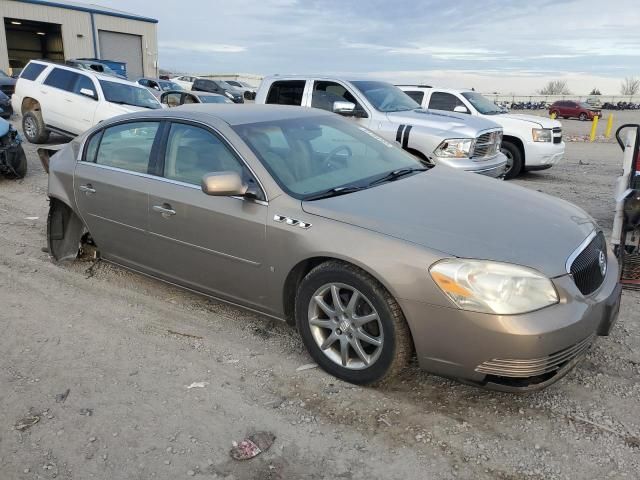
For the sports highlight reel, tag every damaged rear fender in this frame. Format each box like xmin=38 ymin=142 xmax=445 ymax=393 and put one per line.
xmin=47 ymin=197 xmax=89 ymax=262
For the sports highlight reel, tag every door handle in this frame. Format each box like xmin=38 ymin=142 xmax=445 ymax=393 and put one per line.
xmin=79 ymin=184 xmax=96 ymax=194
xmin=152 ymin=204 xmax=176 ymax=217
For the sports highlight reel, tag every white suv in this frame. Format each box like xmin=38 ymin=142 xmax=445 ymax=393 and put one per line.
xmin=397 ymin=86 xmax=565 ymax=179
xmin=12 ymin=60 xmax=162 ymax=144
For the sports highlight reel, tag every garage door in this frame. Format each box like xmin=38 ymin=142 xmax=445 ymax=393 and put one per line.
xmin=98 ymin=30 xmax=143 ymax=79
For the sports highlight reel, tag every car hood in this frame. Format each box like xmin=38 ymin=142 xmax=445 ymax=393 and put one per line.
xmin=301 ymin=167 xmax=596 ymax=277
xmin=386 ymin=109 xmax=502 ymax=138
xmin=489 ymin=113 xmax=561 ymax=129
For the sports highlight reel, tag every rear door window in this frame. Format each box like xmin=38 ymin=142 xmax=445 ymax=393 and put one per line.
xmin=20 ymin=62 xmax=47 ymax=81
xmin=266 ymin=80 xmax=306 ymax=105
xmin=428 ymin=92 xmax=465 ymax=111
xmin=94 ymin=122 xmax=160 ymax=174
xmin=404 ymin=91 xmax=425 ymax=104
xmin=43 ymin=68 xmax=78 ymax=92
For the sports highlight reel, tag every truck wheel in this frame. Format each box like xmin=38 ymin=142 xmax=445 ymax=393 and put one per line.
xmin=295 ymin=261 xmax=412 ymax=386
xmin=22 ymin=111 xmax=50 ymax=144
xmin=579 ymin=113 xmax=587 ymax=121
xmin=501 ymin=141 xmax=523 ymax=179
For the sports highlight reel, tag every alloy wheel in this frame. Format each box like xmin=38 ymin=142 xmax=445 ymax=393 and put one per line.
xmin=307 ymin=283 xmax=383 ymax=370
xmin=24 ymin=117 xmax=37 ymax=139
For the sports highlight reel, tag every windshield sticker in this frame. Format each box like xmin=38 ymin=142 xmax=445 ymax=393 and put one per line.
xmin=358 ymin=127 xmax=394 ymax=148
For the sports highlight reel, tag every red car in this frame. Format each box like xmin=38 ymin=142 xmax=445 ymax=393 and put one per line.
xmin=549 ymin=100 xmax=601 ymax=121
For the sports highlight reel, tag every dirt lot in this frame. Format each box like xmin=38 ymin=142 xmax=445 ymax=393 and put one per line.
xmin=1 ymin=114 xmax=639 ymax=480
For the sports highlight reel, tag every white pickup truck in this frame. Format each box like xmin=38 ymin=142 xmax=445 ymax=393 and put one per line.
xmin=255 ymin=76 xmax=508 ymax=178
xmin=12 ymin=60 xmax=162 ymax=144
xmin=397 ymin=86 xmax=564 ymax=179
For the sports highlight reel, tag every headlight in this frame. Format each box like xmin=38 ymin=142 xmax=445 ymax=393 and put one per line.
xmin=434 ymin=138 xmax=473 ymax=158
xmin=429 ymin=259 xmax=558 ymax=315
xmin=224 ymin=91 xmax=234 ymax=98
xmin=532 ymin=128 xmax=552 ymax=142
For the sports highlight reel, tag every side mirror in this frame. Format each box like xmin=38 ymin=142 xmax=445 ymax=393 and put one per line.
xmin=333 ymin=101 xmax=356 ymax=116
xmin=201 ymin=171 xmax=248 ymax=197
xmin=453 ymin=105 xmax=469 ymax=114
xmin=80 ymin=88 xmax=96 ymax=99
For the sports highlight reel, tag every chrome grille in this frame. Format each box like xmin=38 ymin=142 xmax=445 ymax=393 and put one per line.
xmin=475 ymin=334 xmax=594 ymax=378
xmin=570 ymin=232 xmax=606 ymax=295
xmin=553 ymin=127 xmax=562 ymax=144
xmin=472 ymin=130 xmax=502 ymax=159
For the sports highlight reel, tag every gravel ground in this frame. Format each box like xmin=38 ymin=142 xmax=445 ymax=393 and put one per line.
xmin=1 ymin=114 xmax=639 ymax=480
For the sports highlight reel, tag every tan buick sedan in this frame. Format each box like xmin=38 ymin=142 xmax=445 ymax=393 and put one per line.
xmin=41 ymin=104 xmax=621 ymax=391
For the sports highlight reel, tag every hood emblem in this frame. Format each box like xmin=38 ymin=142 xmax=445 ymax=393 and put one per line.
xmin=598 ymin=250 xmax=607 ymax=277
xmin=274 ymin=214 xmax=312 ymax=229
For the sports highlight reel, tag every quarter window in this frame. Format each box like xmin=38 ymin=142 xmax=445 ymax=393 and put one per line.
xmin=163 ymin=123 xmax=245 ymax=186
xmin=266 ymin=80 xmax=306 ymax=106
xmin=404 ymin=91 xmax=425 ymax=104
xmin=20 ymin=62 xmax=46 ymax=81
xmin=95 ymin=122 xmax=159 ymax=174
xmin=428 ymin=92 xmax=465 ymax=111
xmin=43 ymin=68 xmax=77 ymax=92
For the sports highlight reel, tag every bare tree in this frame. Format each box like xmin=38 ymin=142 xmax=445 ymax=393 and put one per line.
xmin=621 ymin=77 xmax=640 ymax=96
xmin=537 ymin=80 xmax=571 ymax=95
xmin=589 ymin=88 xmax=601 ymax=96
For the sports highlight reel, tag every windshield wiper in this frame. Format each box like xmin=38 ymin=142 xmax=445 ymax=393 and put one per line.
xmin=367 ymin=167 xmax=429 ymax=187
xmin=303 ymin=185 xmax=366 ymax=201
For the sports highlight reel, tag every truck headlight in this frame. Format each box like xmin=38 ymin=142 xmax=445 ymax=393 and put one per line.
xmin=429 ymin=259 xmax=558 ymax=315
xmin=532 ymin=128 xmax=552 ymax=142
xmin=434 ymin=138 xmax=473 ymax=158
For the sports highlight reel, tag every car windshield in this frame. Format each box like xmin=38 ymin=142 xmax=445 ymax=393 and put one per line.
xmin=351 ymin=81 xmax=419 ymax=112
xmin=199 ymin=95 xmax=231 ymax=104
xmin=159 ymin=80 xmax=182 ymax=91
xmin=233 ymin=115 xmax=424 ymax=199
xmin=99 ymin=80 xmax=161 ymax=109
xmin=461 ymin=92 xmax=503 ymax=115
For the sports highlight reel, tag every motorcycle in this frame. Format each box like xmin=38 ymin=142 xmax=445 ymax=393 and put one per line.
xmin=0 ymin=117 xmax=27 ymax=179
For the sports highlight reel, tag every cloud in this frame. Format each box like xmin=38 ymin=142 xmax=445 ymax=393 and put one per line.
xmin=158 ymin=41 xmax=246 ymax=54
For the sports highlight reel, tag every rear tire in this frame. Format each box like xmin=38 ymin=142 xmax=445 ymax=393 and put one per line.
xmin=295 ymin=261 xmax=412 ymax=385
xmin=22 ymin=111 xmax=50 ymax=144
xmin=501 ymin=141 xmax=523 ymax=179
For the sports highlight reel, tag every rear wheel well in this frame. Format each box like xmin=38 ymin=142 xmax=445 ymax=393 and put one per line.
xmin=502 ymin=135 xmax=525 ymax=163
xmin=21 ymin=97 xmax=41 ymax=115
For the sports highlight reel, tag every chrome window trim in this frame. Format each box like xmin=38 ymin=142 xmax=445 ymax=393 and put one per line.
xmin=78 ymin=116 xmax=269 ymax=203
xmin=77 ymin=162 xmax=268 ymax=206
xmin=565 ymin=229 xmax=598 ymax=274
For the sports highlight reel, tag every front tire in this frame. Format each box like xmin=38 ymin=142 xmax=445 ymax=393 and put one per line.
xmin=501 ymin=141 xmax=523 ymax=179
xmin=22 ymin=111 xmax=50 ymax=144
xmin=579 ymin=112 xmax=587 ymax=121
xmin=295 ymin=261 xmax=412 ymax=385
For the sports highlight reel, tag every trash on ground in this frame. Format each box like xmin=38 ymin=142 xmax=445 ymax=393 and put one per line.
xmin=24 ymin=216 xmax=39 ymax=220
xmin=55 ymin=389 xmax=70 ymax=403
xmin=14 ymin=415 xmax=40 ymax=431
xmin=230 ymin=431 xmax=276 ymax=461
xmin=79 ymin=408 xmax=93 ymax=416
xmin=186 ymin=381 xmax=209 ymax=389
xmin=296 ymin=363 xmax=318 ymax=372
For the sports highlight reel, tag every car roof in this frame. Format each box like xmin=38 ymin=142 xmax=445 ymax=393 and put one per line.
xmin=262 ymin=74 xmax=389 ymax=83
xmin=110 ymin=104 xmax=333 ymax=126
xmin=28 ymin=60 xmax=145 ymax=86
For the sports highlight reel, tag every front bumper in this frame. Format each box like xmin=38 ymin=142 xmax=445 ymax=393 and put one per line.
xmin=436 ymin=152 xmax=507 ymax=178
xmin=399 ymin=252 xmax=621 ymax=392
xmin=525 ymin=140 xmax=565 ymax=168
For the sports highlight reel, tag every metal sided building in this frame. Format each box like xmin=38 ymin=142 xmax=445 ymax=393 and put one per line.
xmin=0 ymin=0 xmax=158 ymax=79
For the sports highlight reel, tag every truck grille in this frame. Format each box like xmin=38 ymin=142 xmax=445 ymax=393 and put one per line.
xmin=475 ymin=334 xmax=594 ymax=378
xmin=569 ymin=232 xmax=607 ymax=295
xmin=553 ymin=127 xmax=562 ymax=144
xmin=472 ymin=130 xmax=502 ymax=159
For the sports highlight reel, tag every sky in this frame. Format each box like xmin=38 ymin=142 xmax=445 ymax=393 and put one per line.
xmin=77 ymin=0 xmax=640 ymax=95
